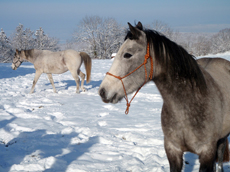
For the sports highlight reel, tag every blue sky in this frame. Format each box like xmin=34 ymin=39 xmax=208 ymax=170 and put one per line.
xmin=1 ymin=0 xmax=230 ymax=43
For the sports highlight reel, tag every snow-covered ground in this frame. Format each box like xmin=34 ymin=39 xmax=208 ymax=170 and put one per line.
xmin=1 ymin=52 xmax=230 ymax=172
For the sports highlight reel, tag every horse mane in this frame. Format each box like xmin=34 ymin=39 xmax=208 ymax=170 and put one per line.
xmin=23 ymin=49 xmax=34 ymax=59
xmin=125 ymin=27 xmax=207 ymax=94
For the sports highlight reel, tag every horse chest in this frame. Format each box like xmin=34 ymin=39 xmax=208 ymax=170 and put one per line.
xmin=161 ymin=103 xmax=208 ymax=140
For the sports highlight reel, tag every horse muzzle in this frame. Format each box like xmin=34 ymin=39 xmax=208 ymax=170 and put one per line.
xmin=11 ymin=64 xmax=17 ymax=70
xmin=99 ymin=87 xmax=122 ymax=104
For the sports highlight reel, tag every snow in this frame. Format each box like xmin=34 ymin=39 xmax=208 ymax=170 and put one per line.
xmin=111 ymin=53 xmax=117 ymax=58
xmin=1 ymin=52 xmax=230 ymax=172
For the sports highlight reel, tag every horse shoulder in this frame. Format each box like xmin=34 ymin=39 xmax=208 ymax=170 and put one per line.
xmin=32 ymin=50 xmax=54 ymax=72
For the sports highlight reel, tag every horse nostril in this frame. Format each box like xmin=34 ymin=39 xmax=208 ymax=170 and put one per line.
xmin=99 ymin=88 xmax=106 ymax=99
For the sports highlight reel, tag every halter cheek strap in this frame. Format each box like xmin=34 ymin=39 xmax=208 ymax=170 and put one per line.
xmin=106 ymin=43 xmax=154 ymax=114
xmin=13 ymin=57 xmax=23 ymax=68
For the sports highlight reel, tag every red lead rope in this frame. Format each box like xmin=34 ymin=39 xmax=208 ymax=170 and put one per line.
xmin=106 ymin=43 xmax=154 ymax=114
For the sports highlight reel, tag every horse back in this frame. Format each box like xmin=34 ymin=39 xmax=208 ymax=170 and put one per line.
xmin=34 ymin=50 xmax=68 ymax=74
xmin=197 ymin=57 xmax=230 ymax=88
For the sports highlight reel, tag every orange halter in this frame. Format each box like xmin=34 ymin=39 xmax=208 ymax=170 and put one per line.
xmin=106 ymin=43 xmax=154 ymax=114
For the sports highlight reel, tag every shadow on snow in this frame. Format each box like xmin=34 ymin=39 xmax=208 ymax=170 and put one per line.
xmin=48 ymin=80 xmax=102 ymax=91
xmin=0 ymin=63 xmax=35 ymax=79
xmin=0 ymin=129 xmax=98 ymax=171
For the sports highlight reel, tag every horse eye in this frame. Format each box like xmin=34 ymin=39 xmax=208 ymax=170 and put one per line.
xmin=124 ymin=53 xmax=132 ymax=58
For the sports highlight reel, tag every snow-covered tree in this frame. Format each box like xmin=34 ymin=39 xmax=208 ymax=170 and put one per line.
xmin=149 ymin=20 xmax=179 ymax=42
xmin=11 ymin=24 xmax=59 ymax=52
xmin=11 ymin=24 xmax=34 ymax=50
xmin=96 ymin=18 xmax=124 ymax=59
xmin=73 ymin=16 xmax=102 ymax=58
xmin=73 ymin=16 xmax=124 ymax=59
xmin=0 ymin=24 xmax=60 ymax=63
xmin=34 ymin=27 xmax=59 ymax=51
xmin=0 ymin=28 xmax=14 ymax=63
xmin=194 ymin=35 xmax=211 ymax=56
xmin=210 ymin=28 xmax=230 ymax=54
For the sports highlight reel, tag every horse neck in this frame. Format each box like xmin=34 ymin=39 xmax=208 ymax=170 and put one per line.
xmin=23 ymin=49 xmax=37 ymax=64
xmin=154 ymin=75 xmax=203 ymax=107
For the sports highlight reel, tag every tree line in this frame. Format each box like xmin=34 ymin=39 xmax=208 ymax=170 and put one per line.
xmin=0 ymin=24 xmax=59 ymax=63
xmin=1 ymin=16 xmax=230 ymax=62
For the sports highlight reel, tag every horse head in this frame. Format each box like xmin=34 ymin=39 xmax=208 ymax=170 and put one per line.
xmin=12 ymin=49 xmax=25 ymax=70
xmin=99 ymin=22 xmax=153 ymax=105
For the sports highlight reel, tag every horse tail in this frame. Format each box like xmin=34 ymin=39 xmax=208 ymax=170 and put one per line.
xmin=223 ymin=139 xmax=230 ymax=162
xmin=80 ymin=52 xmax=92 ymax=83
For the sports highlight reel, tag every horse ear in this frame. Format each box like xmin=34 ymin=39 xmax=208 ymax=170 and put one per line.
xmin=16 ymin=49 xmax=18 ymax=53
xmin=128 ymin=22 xmax=141 ymax=39
xmin=136 ymin=21 xmax=143 ymax=30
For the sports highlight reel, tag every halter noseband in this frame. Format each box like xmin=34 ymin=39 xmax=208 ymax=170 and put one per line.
xmin=13 ymin=57 xmax=23 ymax=68
xmin=13 ymin=52 xmax=23 ymax=68
xmin=106 ymin=43 xmax=154 ymax=114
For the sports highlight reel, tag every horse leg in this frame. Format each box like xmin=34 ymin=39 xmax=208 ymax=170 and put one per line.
xmin=164 ymin=140 xmax=183 ymax=172
xmin=79 ymin=70 xmax=86 ymax=92
xmin=30 ymin=70 xmax=42 ymax=94
xmin=199 ymin=146 xmax=216 ymax=172
xmin=70 ymin=71 xmax=80 ymax=93
xmin=47 ymin=74 xmax=56 ymax=93
xmin=216 ymin=137 xmax=228 ymax=172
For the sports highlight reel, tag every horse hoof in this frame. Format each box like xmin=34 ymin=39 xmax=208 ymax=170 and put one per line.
xmin=82 ymin=88 xmax=87 ymax=92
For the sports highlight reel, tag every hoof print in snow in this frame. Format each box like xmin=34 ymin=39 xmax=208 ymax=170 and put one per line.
xmin=5 ymin=141 xmax=17 ymax=147
xmin=185 ymin=161 xmax=189 ymax=165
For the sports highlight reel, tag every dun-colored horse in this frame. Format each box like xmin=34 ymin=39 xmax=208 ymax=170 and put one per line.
xmin=99 ymin=22 xmax=230 ymax=172
xmin=12 ymin=49 xmax=91 ymax=93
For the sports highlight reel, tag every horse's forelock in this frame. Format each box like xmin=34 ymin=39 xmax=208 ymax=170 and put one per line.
xmin=125 ymin=30 xmax=140 ymax=41
xmin=124 ymin=30 xmax=132 ymax=41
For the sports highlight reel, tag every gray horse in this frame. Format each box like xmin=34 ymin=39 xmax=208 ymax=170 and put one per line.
xmin=99 ymin=22 xmax=230 ymax=172
xmin=12 ymin=49 xmax=91 ymax=93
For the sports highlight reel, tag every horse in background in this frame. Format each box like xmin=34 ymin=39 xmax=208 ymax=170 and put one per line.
xmin=99 ymin=22 xmax=230 ymax=172
xmin=12 ymin=49 xmax=91 ymax=94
